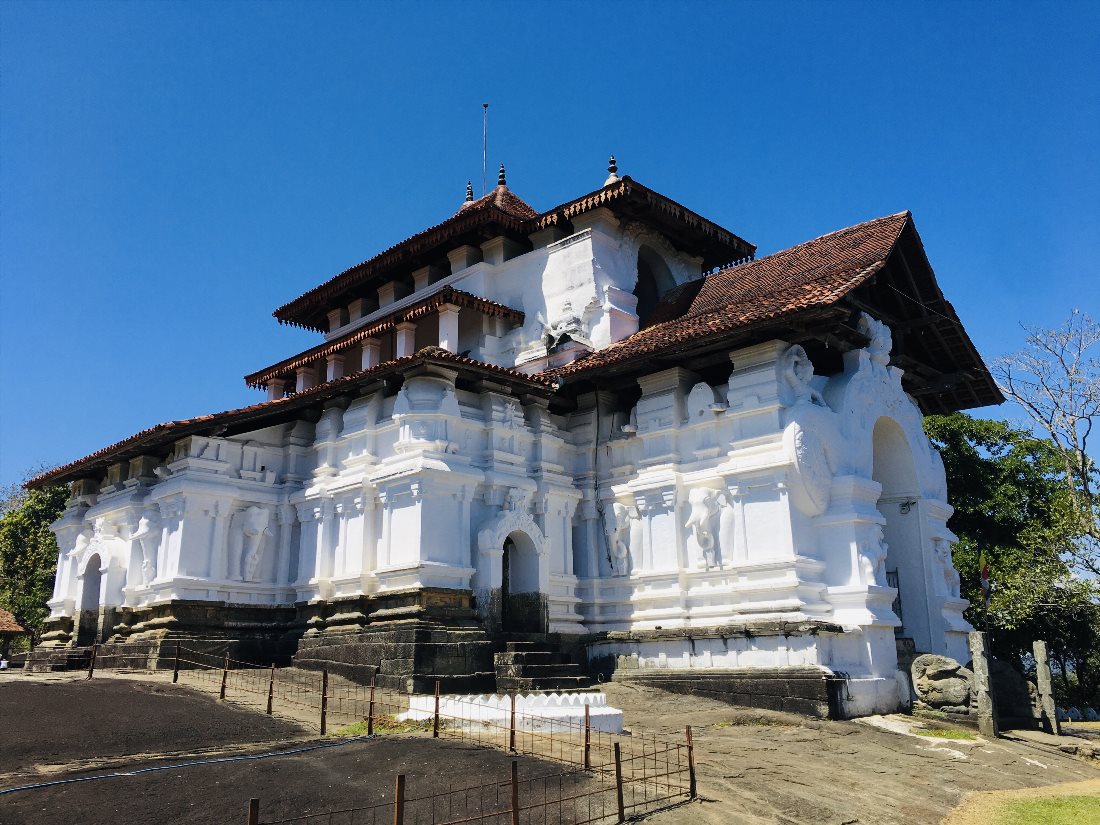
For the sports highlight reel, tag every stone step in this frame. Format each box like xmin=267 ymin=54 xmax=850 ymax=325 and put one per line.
xmin=493 ymin=651 xmax=563 ymax=667
xmin=496 ymin=675 xmax=593 ymax=692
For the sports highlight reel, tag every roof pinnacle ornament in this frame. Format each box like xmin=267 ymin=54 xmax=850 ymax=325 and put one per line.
xmin=465 ymin=180 xmax=474 ymax=202
xmin=604 ymin=154 xmax=619 ymax=186
xmin=498 ymin=162 xmax=507 ymax=188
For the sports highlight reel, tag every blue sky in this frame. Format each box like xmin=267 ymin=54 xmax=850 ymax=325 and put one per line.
xmin=2 ymin=1 xmax=1098 ymax=487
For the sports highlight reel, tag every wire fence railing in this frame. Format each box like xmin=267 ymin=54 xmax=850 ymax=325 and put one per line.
xmin=65 ymin=642 xmax=698 ymax=825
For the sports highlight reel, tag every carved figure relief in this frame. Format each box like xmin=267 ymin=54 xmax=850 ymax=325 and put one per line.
xmin=228 ymin=506 xmax=273 ymax=582
xmin=778 ymin=344 xmax=827 ymax=408
xmin=933 ymin=538 xmax=961 ymax=598
xmin=601 ymin=501 xmax=635 ymax=576
xmin=858 ymin=525 xmax=889 ymax=587
xmin=685 ymin=488 xmax=724 ymax=570
xmin=130 ymin=509 xmax=161 ymax=585
xmin=858 ymin=312 xmax=893 ymax=367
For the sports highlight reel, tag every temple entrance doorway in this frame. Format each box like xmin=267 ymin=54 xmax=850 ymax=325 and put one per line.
xmin=500 ymin=532 xmax=545 ymax=634
xmin=76 ymin=554 xmax=102 ymax=646
xmin=872 ymin=418 xmax=932 ymax=652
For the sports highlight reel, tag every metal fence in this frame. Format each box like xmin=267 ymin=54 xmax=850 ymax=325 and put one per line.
xmin=75 ymin=642 xmax=697 ymax=825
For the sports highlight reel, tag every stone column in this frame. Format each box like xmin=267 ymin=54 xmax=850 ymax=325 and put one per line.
xmin=395 ymin=322 xmax=417 ymax=358
xmin=326 ymin=353 xmax=345 ymax=383
xmin=296 ymin=364 xmax=318 ymax=393
xmin=267 ymin=378 xmax=287 ymax=402
xmin=362 ymin=338 xmax=381 ymax=370
xmin=276 ymin=504 xmax=296 ymax=585
xmin=437 ymin=303 xmax=460 ymax=353
xmin=1033 ymin=639 xmax=1061 ymax=735
xmin=968 ymin=631 xmax=1000 ymax=738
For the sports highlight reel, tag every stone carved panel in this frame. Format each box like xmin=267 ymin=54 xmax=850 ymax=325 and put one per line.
xmin=130 ymin=508 xmax=161 ymax=585
xmin=227 ymin=506 xmax=273 ymax=582
xmin=601 ymin=501 xmax=636 ymax=576
xmin=685 ymin=488 xmax=725 ymax=570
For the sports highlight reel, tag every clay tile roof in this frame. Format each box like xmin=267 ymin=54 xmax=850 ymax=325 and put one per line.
xmin=28 ymin=348 xmax=556 ymax=490
xmin=545 ymin=212 xmax=911 ymax=379
xmin=246 ymin=287 xmax=524 ymax=389
xmin=457 ymin=185 xmax=539 ymax=219
xmin=0 ymin=607 xmax=25 ymax=635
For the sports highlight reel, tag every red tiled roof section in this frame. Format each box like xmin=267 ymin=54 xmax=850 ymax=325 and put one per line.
xmin=546 ymin=212 xmax=911 ymax=379
xmin=28 ymin=348 xmax=556 ymax=490
xmin=458 ymin=185 xmax=539 ymax=219
xmin=0 ymin=607 xmax=25 ymax=634
xmin=246 ymin=287 xmax=524 ymax=388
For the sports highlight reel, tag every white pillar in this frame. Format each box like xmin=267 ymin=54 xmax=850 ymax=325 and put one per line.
xmin=438 ymin=304 xmax=460 ymax=352
xmin=267 ymin=378 xmax=286 ymax=402
xmin=395 ymin=322 xmax=417 ymax=358
xmin=326 ymin=308 xmax=345 ymax=333
xmin=447 ymin=245 xmax=480 ymax=273
xmin=326 ymin=353 xmax=345 ymax=382
xmin=362 ymin=338 xmax=381 ymax=369
xmin=296 ymin=364 xmax=318 ymax=393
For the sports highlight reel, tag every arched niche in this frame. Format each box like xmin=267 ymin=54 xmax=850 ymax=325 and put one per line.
xmin=501 ymin=530 xmax=546 ymax=633
xmin=633 ymin=245 xmax=676 ymax=329
xmin=872 ymin=417 xmax=931 ymax=651
xmin=76 ymin=552 xmax=102 ymax=646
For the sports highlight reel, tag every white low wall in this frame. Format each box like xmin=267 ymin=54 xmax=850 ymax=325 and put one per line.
xmin=400 ymin=691 xmax=624 ymax=734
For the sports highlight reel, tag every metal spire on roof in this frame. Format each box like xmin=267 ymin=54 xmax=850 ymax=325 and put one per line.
xmin=465 ymin=180 xmax=474 ymax=202
xmin=604 ymin=154 xmax=619 ymax=186
xmin=498 ymin=162 xmax=507 ymax=188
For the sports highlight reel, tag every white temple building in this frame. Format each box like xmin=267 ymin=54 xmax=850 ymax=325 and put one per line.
xmin=29 ymin=159 xmax=1002 ymax=717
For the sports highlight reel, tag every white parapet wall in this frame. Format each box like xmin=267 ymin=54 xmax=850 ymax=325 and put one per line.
xmin=400 ymin=691 xmax=624 ymax=734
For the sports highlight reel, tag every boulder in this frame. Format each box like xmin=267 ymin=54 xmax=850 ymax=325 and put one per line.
xmin=911 ymin=654 xmax=971 ymax=712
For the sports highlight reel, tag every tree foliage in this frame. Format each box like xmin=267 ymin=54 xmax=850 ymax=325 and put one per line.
xmin=925 ymin=413 xmax=1100 ymax=707
xmin=995 ymin=310 xmax=1100 ymax=576
xmin=0 ymin=473 xmax=68 ymax=647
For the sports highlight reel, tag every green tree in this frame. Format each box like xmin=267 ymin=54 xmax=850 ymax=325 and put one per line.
xmin=0 ymin=472 xmax=68 ymax=648
xmin=924 ymin=413 xmax=1100 ymax=707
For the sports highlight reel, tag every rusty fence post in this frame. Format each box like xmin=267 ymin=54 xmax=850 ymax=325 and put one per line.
xmin=172 ymin=642 xmax=180 ymax=683
xmin=393 ymin=773 xmax=406 ymax=825
xmin=86 ymin=644 xmax=99 ymax=680
xmin=266 ymin=664 xmax=275 ymax=715
xmin=509 ymin=692 xmax=517 ymax=752
xmin=219 ymin=652 xmax=230 ymax=700
xmin=320 ymin=669 xmax=329 ymax=735
xmin=613 ymin=742 xmax=625 ymax=823
xmin=433 ymin=679 xmax=441 ymax=738
xmin=510 ymin=760 xmax=520 ymax=825
xmin=584 ymin=704 xmax=591 ymax=770
xmin=368 ymin=674 xmax=376 ymax=736
xmin=246 ymin=797 xmax=259 ymax=825
xmin=685 ymin=725 xmax=696 ymax=798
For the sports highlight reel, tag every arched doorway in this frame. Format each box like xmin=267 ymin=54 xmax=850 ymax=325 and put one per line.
xmin=501 ymin=532 xmax=545 ymax=634
xmin=76 ymin=554 xmax=102 ymax=646
xmin=633 ymin=245 xmax=676 ymax=328
xmin=872 ymin=419 xmax=932 ymax=651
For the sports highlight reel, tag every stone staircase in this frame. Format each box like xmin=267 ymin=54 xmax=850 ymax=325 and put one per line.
xmin=494 ymin=639 xmax=593 ymax=692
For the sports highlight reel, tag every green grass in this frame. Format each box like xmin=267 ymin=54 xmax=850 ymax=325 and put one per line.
xmin=713 ymin=718 xmax=792 ymax=729
xmin=331 ymin=716 xmax=435 ymax=736
xmin=914 ymin=728 xmax=976 ymax=740
xmin=992 ymin=795 xmax=1100 ymax=825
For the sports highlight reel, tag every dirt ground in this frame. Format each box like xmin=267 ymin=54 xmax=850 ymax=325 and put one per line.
xmin=0 ymin=677 xmax=304 ymax=778
xmin=0 ymin=676 xmax=598 ymax=825
xmin=3 ymin=672 xmax=1098 ymax=825
xmin=598 ymin=681 xmax=1100 ymax=825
